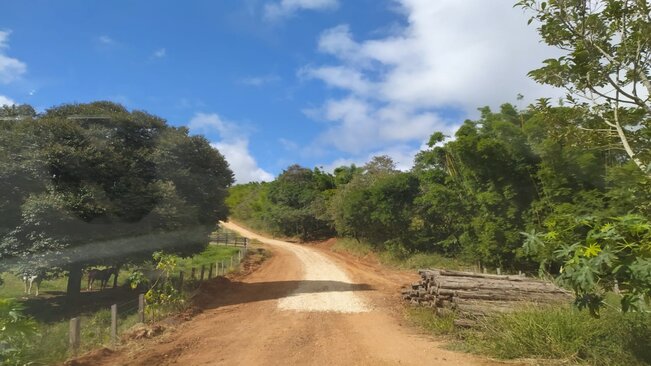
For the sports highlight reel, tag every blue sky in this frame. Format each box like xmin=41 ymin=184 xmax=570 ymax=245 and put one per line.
xmin=0 ymin=0 xmax=560 ymax=183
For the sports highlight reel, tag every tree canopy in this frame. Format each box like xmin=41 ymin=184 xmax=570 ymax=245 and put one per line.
xmin=0 ymin=102 xmax=234 ymax=297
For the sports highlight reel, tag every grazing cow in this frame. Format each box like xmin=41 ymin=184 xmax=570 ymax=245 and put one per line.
xmin=87 ymin=267 xmax=117 ymax=291
xmin=22 ymin=272 xmax=43 ymax=296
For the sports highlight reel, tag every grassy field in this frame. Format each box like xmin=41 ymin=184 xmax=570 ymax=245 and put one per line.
xmin=0 ymin=244 xmax=242 ymax=300
xmin=0 ymin=268 xmax=134 ymax=300
xmin=177 ymin=244 xmax=242 ymax=273
xmin=0 ymin=239 xmax=249 ymax=365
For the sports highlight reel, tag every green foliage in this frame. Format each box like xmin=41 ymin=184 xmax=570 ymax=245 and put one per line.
xmin=144 ymin=251 xmax=185 ymax=321
xmin=0 ymin=299 xmax=37 ymax=366
xmin=0 ymin=101 xmax=234 ymax=296
xmin=265 ymin=165 xmax=335 ymax=241
xmin=517 ymin=0 xmax=651 ymax=173
xmin=227 ymin=101 xmax=650 ymax=314
xmin=330 ymin=158 xmax=419 ymax=249
xmin=546 ymin=215 xmax=651 ymax=314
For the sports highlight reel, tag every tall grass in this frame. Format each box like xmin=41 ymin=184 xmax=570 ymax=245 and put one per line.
xmin=408 ymin=305 xmax=651 ymax=365
xmin=13 ymin=309 xmax=140 ymax=365
xmin=465 ymin=307 xmax=651 ymax=365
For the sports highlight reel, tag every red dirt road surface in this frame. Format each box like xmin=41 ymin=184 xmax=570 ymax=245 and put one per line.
xmin=82 ymin=222 xmax=514 ymax=366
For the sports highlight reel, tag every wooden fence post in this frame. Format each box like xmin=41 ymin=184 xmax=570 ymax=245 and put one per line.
xmin=208 ymin=263 xmax=213 ymax=279
xmin=230 ymin=256 xmax=233 ymax=269
xmin=111 ymin=304 xmax=118 ymax=343
xmin=482 ymin=267 xmax=487 ymax=274
xmin=200 ymin=265 xmax=206 ymax=281
xmin=222 ymin=260 xmax=226 ymax=273
xmin=238 ymin=250 xmax=242 ymax=262
xmin=138 ymin=294 xmax=145 ymax=323
xmin=69 ymin=317 xmax=80 ymax=354
xmin=496 ymin=268 xmax=501 ymax=275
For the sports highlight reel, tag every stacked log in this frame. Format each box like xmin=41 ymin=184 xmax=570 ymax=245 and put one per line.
xmin=402 ymin=269 xmax=572 ymax=325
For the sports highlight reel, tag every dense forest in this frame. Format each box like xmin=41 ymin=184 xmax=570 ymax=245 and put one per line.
xmin=227 ymin=102 xmax=651 ymax=312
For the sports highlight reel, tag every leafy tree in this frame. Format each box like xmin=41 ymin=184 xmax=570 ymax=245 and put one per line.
xmin=525 ymin=215 xmax=651 ymax=315
xmin=518 ymin=0 xmax=651 ymax=174
xmin=265 ymin=165 xmax=334 ymax=240
xmin=333 ymin=164 xmax=362 ymax=187
xmin=519 ymin=0 xmax=651 ymax=311
xmin=330 ymin=156 xmax=418 ymax=251
xmin=0 ymin=102 xmax=233 ymax=298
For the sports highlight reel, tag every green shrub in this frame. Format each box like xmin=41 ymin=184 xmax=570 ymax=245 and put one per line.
xmin=0 ymin=299 xmax=37 ymax=366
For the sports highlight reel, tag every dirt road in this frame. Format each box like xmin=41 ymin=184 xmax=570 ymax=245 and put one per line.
xmin=88 ymin=222 xmax=508 ymax=366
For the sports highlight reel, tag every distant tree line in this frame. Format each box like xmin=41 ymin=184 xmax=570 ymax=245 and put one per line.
xmin=227 ymin=103 xmax=651 ymax=313
xmin=0 ymin=102 xmax=234 ymax=298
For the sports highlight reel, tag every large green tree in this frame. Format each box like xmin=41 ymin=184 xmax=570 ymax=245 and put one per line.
xmin=264 ymin=165 xmax=335 ymax=241
xmin=0 ymin=102 xmax=234 ymax=298
xmin=519 ymin=0 xmax=651 ymax=312
xmin=518 ymin=0 xmax=651 ymax=174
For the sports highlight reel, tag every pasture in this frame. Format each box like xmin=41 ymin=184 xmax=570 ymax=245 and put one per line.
xmin=0 ymin=244 xmax=242 ymax=321
xmin=0 ymin=240 xmax=245 ymax=365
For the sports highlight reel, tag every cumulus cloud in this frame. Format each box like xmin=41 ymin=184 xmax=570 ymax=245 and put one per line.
xmin=0 ymin=95 xmax=16 ymax=106
xmin=302 ymin=0 xmax=562 ymax=170
xmin=0 ymin=30 xmax=27 ymax=84
xmin=264 ymin=0 xmax=339 ymax=21
xmin=322 ymin=144 xmax=420 ymax=173
xmin=188 ymin=113 xmax=273 ymax=183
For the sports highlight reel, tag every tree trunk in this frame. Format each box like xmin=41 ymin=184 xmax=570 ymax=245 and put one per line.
xmin=66 ymin=263 xmax=83 ymax=299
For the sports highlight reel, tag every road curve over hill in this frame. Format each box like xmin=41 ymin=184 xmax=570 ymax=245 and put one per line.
xmin=89 ymin=221 xmax=511 ymax=366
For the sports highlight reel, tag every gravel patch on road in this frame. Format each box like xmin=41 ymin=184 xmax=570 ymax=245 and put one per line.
xmin=276 ymin=243 xmax=370 ymax=313
xmin=220 ymin=222 xmax=369 ymax=313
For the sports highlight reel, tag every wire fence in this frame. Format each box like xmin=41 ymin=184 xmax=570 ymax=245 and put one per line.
xmin=67 ymin=242 xmax=251 ymax=356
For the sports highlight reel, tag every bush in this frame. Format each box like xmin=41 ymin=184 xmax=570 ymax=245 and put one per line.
xmin=0 ymin=299 xmax=37 ymax=366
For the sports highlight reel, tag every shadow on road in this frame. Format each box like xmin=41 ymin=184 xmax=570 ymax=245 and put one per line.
xmin=194 ymin=278 xmax=374 ymax=310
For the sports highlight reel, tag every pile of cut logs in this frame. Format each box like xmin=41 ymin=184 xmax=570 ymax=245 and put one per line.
xmin=402 ymin=269 xmax=572 ymax=326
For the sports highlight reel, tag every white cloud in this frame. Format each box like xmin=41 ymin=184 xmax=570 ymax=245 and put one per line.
xmin=264 ymin=0 xmax=339 ymax=21
xmin=211 ymin=140 xmax=274 ymax=183
xmin=189 ymin=113 xmax=273 ymax=183
xmin=153 ymin=48 xmax=166 ymax=58
xmin=0 ymin=30 xmax=27 ymax=84
xmin=321 ymin=144 xmax=420 ymax=173
xmin=302 ymin=0 xmax=562 ymax=166
xmin=299 ymin=66 xmax=372 ymax=95
xmin=0 ymin=95 xmax=16 ymax=106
